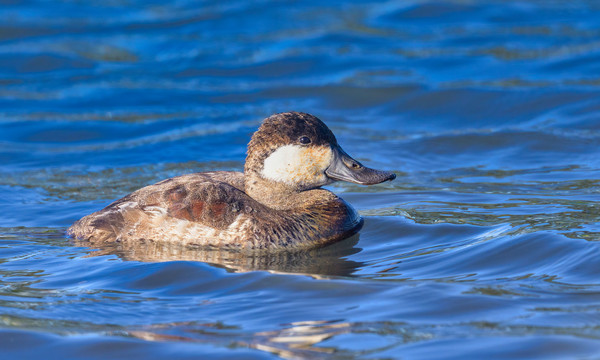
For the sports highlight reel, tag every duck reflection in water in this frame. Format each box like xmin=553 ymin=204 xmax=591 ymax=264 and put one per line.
xmin=74 ymin=233 xmax=364 ymax=277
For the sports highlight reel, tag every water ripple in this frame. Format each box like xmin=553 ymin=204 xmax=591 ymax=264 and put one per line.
xmin=2 ymin=0 xmax=600 ymax=358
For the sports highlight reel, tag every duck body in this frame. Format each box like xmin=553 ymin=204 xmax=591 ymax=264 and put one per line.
xmin=68 ymin=112 xmax=394 ymax=251
xmin=69 ymin=171 xmax=361 ymax=250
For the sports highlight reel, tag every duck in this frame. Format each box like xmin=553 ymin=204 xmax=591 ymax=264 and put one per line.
xmin=67 ymin=112 xmax=395 ymax=251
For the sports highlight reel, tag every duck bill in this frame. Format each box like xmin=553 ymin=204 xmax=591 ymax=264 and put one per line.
xmin=325 ymin=146 xmax=396 ymax=185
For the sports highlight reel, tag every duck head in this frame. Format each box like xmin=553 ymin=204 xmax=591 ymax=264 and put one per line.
xmin=244 ymin=112 xmax=395 ymax=195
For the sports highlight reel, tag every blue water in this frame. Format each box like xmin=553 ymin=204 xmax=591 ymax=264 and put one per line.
xmin=2 ymin=1 xmax=600 ymax=358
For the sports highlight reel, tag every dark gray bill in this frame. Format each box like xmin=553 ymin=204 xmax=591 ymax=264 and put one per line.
xmin=325 ymin=146 xmax=396 ymax=185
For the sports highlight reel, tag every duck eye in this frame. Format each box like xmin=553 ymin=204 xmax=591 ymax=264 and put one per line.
xmin=299 ymin=136 xmax=311 ymax=145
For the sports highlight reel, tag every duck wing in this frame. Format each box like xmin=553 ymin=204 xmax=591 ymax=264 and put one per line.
xmin=68 ymin=172 xmax=256 ymax=244
xmin=158 ymin=180 xmax=252 ymax=230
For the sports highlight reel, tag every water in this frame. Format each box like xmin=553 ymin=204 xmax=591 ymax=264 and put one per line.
xmin=2 ymin=0 xmax=600 ymax=358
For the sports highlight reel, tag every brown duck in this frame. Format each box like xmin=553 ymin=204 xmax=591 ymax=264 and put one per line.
xmin=68 ymin=112 xmax=395 ymax=251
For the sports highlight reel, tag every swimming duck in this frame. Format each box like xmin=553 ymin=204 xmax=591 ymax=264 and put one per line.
xmin=68 ymin=112 xmax=395 ymax=250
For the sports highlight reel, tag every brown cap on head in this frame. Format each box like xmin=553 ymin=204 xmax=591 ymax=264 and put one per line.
xmin=250 ymin=112 xmax=336 ymax=148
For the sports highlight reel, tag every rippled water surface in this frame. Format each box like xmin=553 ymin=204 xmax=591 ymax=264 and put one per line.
xmin=2 ymin=1 xmax=600 ymax=359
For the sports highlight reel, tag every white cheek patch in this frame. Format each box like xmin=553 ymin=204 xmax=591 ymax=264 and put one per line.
xmin=262 ymin=144 xmax=333 ymax=187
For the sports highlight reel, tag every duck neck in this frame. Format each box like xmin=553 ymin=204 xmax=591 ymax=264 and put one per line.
xmin=244 ymin=174 xmax=307 ymax=210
